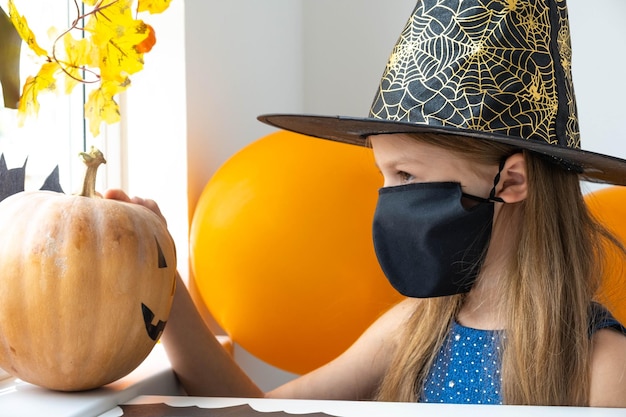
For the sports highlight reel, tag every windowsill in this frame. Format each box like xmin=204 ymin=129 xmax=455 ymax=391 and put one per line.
xmin=0 ymin=343 xmax=181 ymax=417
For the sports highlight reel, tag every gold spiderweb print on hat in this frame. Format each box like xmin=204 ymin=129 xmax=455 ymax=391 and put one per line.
xmin=554 ymin=0 xmax=580 ymax=149
xmin=369 ymin=0 xmax=579 ymax=147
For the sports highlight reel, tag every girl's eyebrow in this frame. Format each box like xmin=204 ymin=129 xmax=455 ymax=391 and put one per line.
xmin=375 ymin=156 xmax=421 ymax=171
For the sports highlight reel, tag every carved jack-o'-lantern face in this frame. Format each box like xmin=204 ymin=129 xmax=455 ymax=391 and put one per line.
xmin=141 ymin=238 xmax=174 ymax=342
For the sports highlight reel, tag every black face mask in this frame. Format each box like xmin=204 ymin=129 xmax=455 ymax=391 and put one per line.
xmin=372 ymin=175 xmax=503 ymax=298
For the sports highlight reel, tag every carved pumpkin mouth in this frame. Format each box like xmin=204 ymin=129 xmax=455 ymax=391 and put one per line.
xmin=141 ymin=303 xmax=167 ymax=341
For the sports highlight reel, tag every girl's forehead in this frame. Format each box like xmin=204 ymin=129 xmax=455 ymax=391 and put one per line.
xmin=370 ymin=134 xmax=460 ymax=164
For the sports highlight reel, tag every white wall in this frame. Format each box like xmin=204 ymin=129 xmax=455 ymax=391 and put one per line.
xmin=301 ymin=0 xmax=415 ymax=116
xmin=184 ymin=0 xmax=304 ymax=217
xmin=568 ymin=0 xmax=626 ymax=192
xmin=183 ymin=0 xmax=416 ymax=391
xmin=182 ymin=0 xmax=626 ymax=391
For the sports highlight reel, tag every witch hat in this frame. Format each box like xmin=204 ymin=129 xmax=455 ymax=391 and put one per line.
xmin=259 ymin=0 xmax=626 ymax=186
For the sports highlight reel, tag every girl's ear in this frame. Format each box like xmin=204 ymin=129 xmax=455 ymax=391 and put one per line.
xmin=496 ymin=153 xmax=528 ymax=203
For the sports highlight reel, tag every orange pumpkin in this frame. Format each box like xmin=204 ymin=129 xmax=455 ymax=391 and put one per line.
xmin=0 ymin=148 xmax=176 ymax=391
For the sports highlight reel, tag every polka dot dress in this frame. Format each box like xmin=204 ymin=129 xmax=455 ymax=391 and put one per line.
xmin=420 ymin=321 xmax=504 ymax=404
xmin=418 ymin=304 xmax=625 ymax=404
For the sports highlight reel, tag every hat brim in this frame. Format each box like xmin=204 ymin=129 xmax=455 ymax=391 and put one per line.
xmin=258 ymin=114 xmax=626 ymax=186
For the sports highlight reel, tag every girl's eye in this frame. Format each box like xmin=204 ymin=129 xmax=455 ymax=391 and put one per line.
xmin=399 ymin=171 xmax=415 ymax=184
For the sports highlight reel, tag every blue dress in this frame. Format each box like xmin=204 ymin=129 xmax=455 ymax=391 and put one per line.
xmin=419 ymin=304 xmax=626 ymax=404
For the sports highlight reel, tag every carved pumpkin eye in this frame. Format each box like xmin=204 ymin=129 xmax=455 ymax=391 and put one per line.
xmin=156 ymin=236 xmax=167 ymax=269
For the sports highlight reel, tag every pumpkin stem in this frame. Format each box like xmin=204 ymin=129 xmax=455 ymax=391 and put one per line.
xmin=79 ymin=146 xmax=107 ymax=198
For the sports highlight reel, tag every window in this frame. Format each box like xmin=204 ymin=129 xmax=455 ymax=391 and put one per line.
xmin=0 ymin=0 xmax=118 ymax=195
xmin=0 ymin=0 xmax=187 ymax=383
xmin=0 ymin=0 xmax=90 ymax=382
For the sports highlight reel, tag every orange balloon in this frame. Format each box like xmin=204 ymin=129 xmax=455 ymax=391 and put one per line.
xmin=190 ymin=131 xmax=403 ymax=374
xmin=585 ymin=186 xmax=626 ymax=324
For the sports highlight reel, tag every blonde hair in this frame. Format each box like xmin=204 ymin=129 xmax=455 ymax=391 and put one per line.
xmin=375 ymin=132 xmax=618 ymax=405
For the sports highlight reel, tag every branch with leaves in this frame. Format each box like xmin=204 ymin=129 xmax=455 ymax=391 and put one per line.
xmin=8 ymin=0 xmax=171 ymax=136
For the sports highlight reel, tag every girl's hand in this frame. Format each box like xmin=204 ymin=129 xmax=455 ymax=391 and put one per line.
xmin=103 ymin=189 xmax=167 ymax=225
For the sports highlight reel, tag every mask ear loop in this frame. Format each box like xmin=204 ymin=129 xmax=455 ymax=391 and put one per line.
xmin=461 ymin=157 xmax=508 ymax=204
xmin=462 ymin=152 xmax=521 ymax=204
xmin=488 ymin=157 xmax=507 ymax=203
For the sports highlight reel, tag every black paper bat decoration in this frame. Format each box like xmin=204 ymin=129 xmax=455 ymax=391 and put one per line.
xmin=120 ymin=403 xmax=338 ymax=417
xmin=0 ymin=154 xmax=64 ymax=202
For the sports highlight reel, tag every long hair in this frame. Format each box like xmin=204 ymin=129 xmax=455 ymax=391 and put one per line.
xmin=375 ymin=133 xmax=617 ymax=405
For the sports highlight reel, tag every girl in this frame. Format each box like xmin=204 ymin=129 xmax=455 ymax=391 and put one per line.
xmin=108 ymin=130 xmax=626 ymax=406
xmin=106 ymin=0 xmax=626 ymax=407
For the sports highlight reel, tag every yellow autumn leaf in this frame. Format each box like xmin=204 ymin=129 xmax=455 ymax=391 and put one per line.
xmin=17 ymin=61 xmax=60 ymax=125
xmin=137 ymin=0 xmax=173 ymax=14
xmin=12 ymin=0 xmax=169 ymax=131
xmin=8 ymin=0 xmax=48 ymax=57
xmin=85 ymin=0 xmax=149 ymax=82
xmin=62 ymin=33 xmax=92 ymax=94
xmin=84 ymin=79 xmax=130 ymax=137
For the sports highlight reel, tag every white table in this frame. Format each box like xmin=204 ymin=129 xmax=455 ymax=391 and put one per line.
xmin=0 ymin=344 xmax=180 ymax=417
xmin=100 ymin=395 xmax=626 ymax=417
xmin=3 ymin=343 xmax=624 ymax=417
